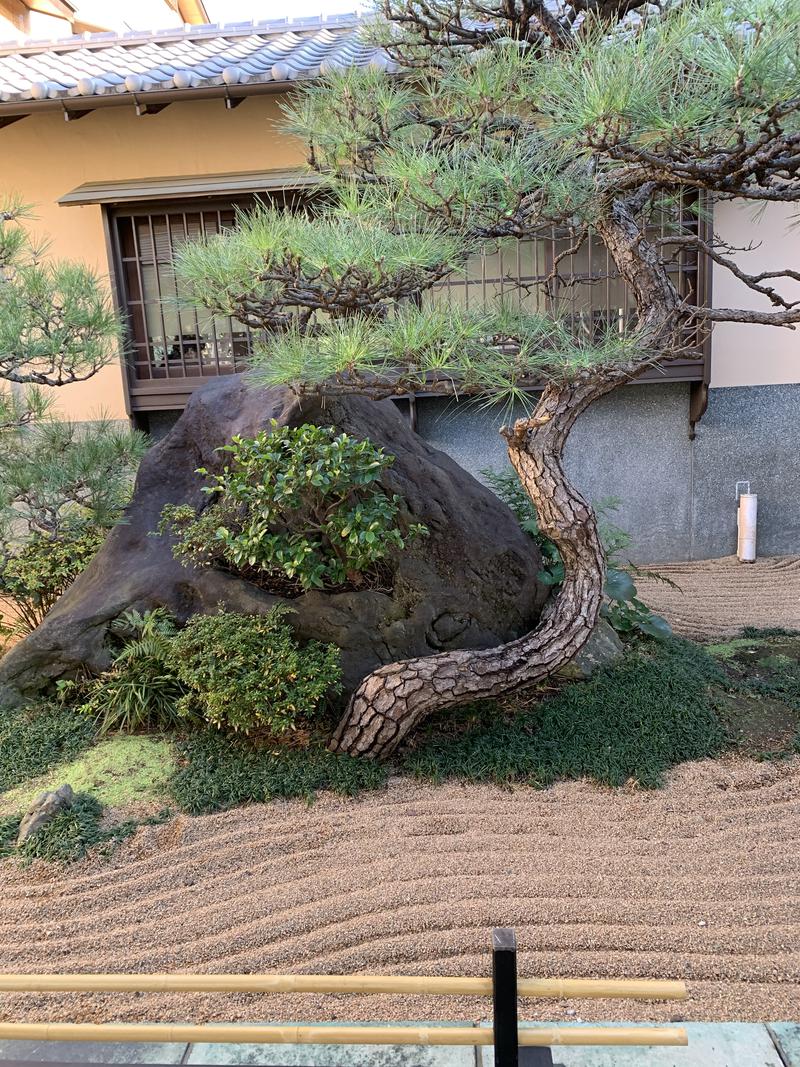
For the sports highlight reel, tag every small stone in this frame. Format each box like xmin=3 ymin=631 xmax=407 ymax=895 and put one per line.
xmin=16 ymin=784 xmax=74 ymax=846
xmin=557 ymin=618 xmax=624 ymax=680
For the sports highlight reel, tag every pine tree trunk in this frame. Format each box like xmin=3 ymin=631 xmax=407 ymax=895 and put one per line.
xmin=329 ymin=374 xmax=623 ymax=758
xmin=329 ymin=199 xmax=681 ymax=760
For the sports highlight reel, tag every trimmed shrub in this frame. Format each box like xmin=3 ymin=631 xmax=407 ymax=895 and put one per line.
xmin=172 ymin=606 xmax=342 ymax=735
xmin=0 ymin=526 xmax=106 ymax=636
xmin=159 ymin=424 xmax=426 ymax=593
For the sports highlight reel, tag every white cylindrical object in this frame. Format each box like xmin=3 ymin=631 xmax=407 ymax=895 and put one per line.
xmin=737 ymin=493 xmax=757 ymax=563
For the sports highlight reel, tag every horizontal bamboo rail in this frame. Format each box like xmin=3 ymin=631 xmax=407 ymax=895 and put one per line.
xmin=0 ymin=1023 xmax=688 ymax=1048
xmin=0 ymin=974 xmax=687 ymax=1000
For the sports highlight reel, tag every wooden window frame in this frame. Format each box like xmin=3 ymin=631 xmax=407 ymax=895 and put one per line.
xmin=106 ymin=192 xmax=712 ymax=422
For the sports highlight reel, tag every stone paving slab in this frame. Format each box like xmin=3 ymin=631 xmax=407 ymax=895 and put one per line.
xmin=0 ymin=1022 xmax=794 ymax=1067
xmin=769 ymin=1023 xmax=800 ymax=1066
xmin=478 ymin=1022 xmax=784 ymax=1067
xmin=0 ymin=1042 xmax=188 ymax=1064
xmin=185 ymin=1022 xmax=475 ymax=1067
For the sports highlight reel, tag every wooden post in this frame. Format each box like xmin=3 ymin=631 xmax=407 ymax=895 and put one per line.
xmin=492 ymin=929 xmax=554 ymax=1067
xmin=492 ymin=929 xmax=520 ymax=1067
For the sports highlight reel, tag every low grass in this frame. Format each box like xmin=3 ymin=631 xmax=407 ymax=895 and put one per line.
xmin=402 ymin=638 xmax=728 ymax=789
xmin=171 ymin=731 xmax=388 ymax=814
xmin=0 ymin=793 xmax=170 ymax=864
xmin=0 ymin=735 xmax=176 ymax=816
xmin=0 ymin=703 xmax=95 ymax=794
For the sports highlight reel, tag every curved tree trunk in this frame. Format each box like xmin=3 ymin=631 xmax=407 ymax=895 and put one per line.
xmin=329 ymin=199 xmax=682 ymax=760
xmin=329 ymin=374 xmax=622 ymax=758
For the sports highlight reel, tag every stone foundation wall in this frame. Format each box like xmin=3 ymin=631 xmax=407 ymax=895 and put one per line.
xmin=141 ymin=382 xmax=800 ymax=563
xmin=415 ymin=383 xmax=800 ymax=563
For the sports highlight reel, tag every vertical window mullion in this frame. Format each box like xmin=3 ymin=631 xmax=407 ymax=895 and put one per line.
xmin=146 ymin=215 xmax=175 ymax=379
xmin=219 ymin=208 xmax=248 ymax=369
xmin=199 ymin=211 xmax=223 ymax=375
xmin=181 ymin=212 xmax=208 ymax=375
xmin=163 ymin=213 xmax=189 ymax=377
xmin=128 ymin=217 xmax=154 ymax=378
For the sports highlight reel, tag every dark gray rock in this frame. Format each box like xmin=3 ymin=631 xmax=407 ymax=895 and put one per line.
xmin=557 ymin=618 xmax=624 ymax=680
xmin=0 ymin=377 xmax=546 ymax=705
xmin=17 ymin=783 xmax=74 ymax=846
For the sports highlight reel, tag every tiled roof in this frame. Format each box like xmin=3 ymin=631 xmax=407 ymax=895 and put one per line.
xmin=0 ymin=15 xmax=393 ymax=107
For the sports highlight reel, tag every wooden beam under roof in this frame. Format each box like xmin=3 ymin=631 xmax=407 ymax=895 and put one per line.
xmin=21 ymin=0 xmax=75 ymax=18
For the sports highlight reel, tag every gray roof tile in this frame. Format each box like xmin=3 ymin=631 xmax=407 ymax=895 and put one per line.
xmin=0 ymin=15 xmax=393 ymax=108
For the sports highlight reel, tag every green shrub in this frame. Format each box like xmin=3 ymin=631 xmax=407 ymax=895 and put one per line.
xmin=159 ymin=423 xmax=426 ymax=593
xmin=483 ymin=468 xmax=672 ymax=640
xmin=404 ymin=638 xmax=726 ymax=789
xmin=0 ymin=703 xmax=96 ymax=793
xmin=0 ymin=525 xmax=106 ymax=635
xmin=172 ymin=606 xmax=342 ymax=735
xmin=77 ymin=609 xmax=186 ymax=736
xmin=170 ymin=731 xmax=387 ymax=813
xmin=0 ymin=417 xmax=147 ymax=635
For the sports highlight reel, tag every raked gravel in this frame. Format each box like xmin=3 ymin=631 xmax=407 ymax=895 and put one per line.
xmin=0 ymin=756 xmax=798 ymax=1025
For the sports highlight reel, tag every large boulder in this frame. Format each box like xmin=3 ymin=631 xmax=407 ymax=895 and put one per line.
xmin=0 ymin=377 xmax=547 ymax=706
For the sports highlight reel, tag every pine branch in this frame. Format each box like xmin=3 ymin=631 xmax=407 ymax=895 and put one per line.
xmin=659 ymin=233 xmax=800 ymax=311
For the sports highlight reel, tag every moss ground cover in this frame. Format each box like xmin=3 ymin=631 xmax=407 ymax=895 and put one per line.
xmin=0 ymin=735 xmax=175 ymax=816
xmin=3 ymin=631 xmax=799 ymax=862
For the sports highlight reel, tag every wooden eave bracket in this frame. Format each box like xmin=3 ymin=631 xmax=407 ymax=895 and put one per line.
xmin=133 ymin=96 xmax=171 ymax=117
xmin=224 ymin=88 xmax=244 ymax=110
xmin=62 ymin=104 xmax=93 ymax=121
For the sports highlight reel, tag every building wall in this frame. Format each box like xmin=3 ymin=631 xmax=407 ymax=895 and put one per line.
xmin=3 ymin=96 xmax=800 ymax=416
xmin=0 ymin=95 xmax=306 ymax=419
xmin=711 ymin=201 xmax=800 ymax=387
xmin=2 ymin=97 xmax=799 ymax=561
xmin=415 ymin=383 xmax=800 ymax=563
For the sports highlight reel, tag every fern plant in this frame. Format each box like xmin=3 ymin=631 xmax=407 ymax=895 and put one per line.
xmin=79 ymin=609 xmax=186 ymax=735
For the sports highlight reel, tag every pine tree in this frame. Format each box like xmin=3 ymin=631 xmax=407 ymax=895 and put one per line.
xmin=178 ymin=0 xmax=800 ymax=757
xmin=0 ymin=198 xmax=146 ymax=636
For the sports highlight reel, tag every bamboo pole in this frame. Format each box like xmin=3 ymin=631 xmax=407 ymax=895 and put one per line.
xmin=0 ymin=974 xmax=687 ymax=1000
xmin=0 ymin=1023 xmax=688 ymax=1048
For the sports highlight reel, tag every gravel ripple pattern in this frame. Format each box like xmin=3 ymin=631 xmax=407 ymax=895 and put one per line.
xmin=1 ymin=758 xmax=799 ymax=1025
xmin=635 ymin=555 xmax=800 ymax=641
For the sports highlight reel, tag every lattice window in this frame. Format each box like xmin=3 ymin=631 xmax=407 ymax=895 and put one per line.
xmin=113 ymin=192 xmax=706 ymax=386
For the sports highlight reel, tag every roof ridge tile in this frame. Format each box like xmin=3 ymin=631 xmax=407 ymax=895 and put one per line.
xmin=0 ymin=15 xmax=395 ymax=111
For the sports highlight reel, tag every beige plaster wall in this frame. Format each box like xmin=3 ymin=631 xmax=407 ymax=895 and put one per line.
xmin=710 ymin=199 xmax=800 ymax=387
xmin=0 ymin=93 xmax=305 ymax=419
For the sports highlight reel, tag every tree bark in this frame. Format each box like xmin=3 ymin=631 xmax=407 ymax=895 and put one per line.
xmin=329 ymin=199 xmax=681 ymax=759
xmin=329 ymin=374 xmax=622 ymax=758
